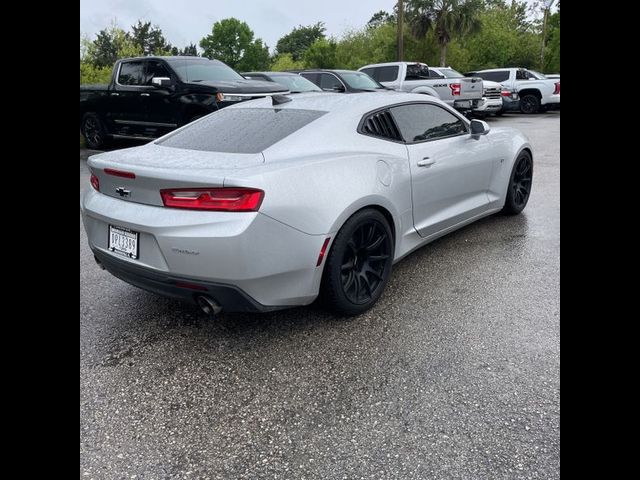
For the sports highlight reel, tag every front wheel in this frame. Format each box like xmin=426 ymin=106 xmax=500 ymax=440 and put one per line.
xmin=502 ymin=151 xmax=533 ymax=215
xmin=320 ymin=209 xmax=394 ymax=316
xmin=81 ymin=113 xmax=109 ymax=150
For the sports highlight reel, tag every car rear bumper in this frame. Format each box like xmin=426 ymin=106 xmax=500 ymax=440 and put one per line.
xmin=543 ymin=94 xmax=560 ymax=105
xmin=500 ymin=96 xmax=521 ymax=112
xmin=92 ymin=248 xmax=281 ymax=312
xmin=81 ymin=189 xmax=328 ymax=310
xmin=473 ymin=97 xmax=502 ymax=112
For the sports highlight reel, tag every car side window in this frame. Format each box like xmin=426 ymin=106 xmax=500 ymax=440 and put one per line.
xmin=319 ymin=73 xmax=342 ymax=90
xmin=428 ymin=69 xmax=445 ymax=78
xmin=390 ymin=103 xmax=468 ymax=142
xmin=118 ymin=61 xmax=144 ymax=85
xmin=143 ymin=61 xmax=172 ymax=85
xmin=516 ymin=70 xmax=528 ymax=80
xmin=370 ymin=66 xmax=399 ymax=82
xmin=300 ymin=72 xmax=320 ymax=86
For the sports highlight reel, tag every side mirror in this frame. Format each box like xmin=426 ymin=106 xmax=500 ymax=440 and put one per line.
xmin=151 ymin=77 xmax=172 ymax=88
xmin=470 ymin=119 xmax=490 ymax=137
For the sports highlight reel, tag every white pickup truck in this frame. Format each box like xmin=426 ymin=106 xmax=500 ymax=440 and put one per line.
xmin=358 ymin=61 xmax=483 ymax=112
xmin=468 ymin=68 xmax=560 ymax=114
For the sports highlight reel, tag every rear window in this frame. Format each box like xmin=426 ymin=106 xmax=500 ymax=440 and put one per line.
xmin=363 ymin=66 xmax=399 ymax=82
xmin=156 ymin=108 xmax=327 ymax=154
xmin=477 ymin=71 xmax=510 ymax=82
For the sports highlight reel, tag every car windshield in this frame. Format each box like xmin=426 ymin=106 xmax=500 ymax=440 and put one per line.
xmin=167 ymin=59 xmax=244 ymax=82
xmin=340 ymin=72 xmax=385 ymax=90
xmin=435 ymin=68 xmax=464 ymax=78
xmin=270 ymin=74 xmax=322 ymax=93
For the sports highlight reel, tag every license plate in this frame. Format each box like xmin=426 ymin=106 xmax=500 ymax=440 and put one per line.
xmin=108 ymin=225 xmax=139 ymax=260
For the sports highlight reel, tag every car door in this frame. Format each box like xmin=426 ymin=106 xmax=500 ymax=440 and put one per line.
xmin=109 ymin=60 xmax=147 ymax=134
xmin=389 ymin=103 xmax=495 ymax=238
xmin=141 ymin=60 xmax=179 ymax=135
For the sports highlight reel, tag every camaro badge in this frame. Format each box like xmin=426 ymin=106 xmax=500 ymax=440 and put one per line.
xmin=115 ymin=187 xmax=130 ymax=197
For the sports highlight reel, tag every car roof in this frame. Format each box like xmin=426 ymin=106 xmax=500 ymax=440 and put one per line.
xmin=359 ymin=62 xmax=426 ymax=69
xmin=299 ymin=69 xmax=366 ymax=74
xmin=228 ymin=90 xmax=447 ymax=116
xmin=243 ymin=71 xmax=298 ymax=77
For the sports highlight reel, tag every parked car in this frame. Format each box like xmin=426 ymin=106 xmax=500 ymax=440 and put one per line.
xmin=428 ymin=66 xmax=503 ymax=117
xmin=358 ymin=61 xmax=483 ymax=112
xmin=241 ymin=71 xmax=322 ymax=93
xmin=80 ymin=56 xmax=288 ymax=149
xmin=466 ymin=68 xmax=560 ymax=114
xmin=81 ymin=91 xmax=533 ymax=316
xmin=291 ymin=69 xmax=388 ymax=93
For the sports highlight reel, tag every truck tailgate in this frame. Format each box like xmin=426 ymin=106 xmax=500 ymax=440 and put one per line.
xmin=458 ymin=77 xmax=483 ymax=100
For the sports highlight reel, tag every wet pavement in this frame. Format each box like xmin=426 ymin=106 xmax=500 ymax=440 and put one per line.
xmin=80 ymin=112 xmax=560 ymax=479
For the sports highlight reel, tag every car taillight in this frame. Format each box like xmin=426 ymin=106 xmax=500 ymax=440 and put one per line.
xmin=450 ymin=83 xmax=461 ymax=96
xmin=90 ymin=174 xmax=100 ymax=191
xmin=554 ymin=82 xmax=560 ymax=94
xmin=160 ymin=187 xmax=264 ymax=211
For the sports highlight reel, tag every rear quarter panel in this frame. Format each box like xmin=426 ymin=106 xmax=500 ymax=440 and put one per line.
xmin=223 ymin=123 xmax=413 ymax=247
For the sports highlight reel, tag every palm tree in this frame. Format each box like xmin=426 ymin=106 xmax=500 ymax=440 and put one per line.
xmin=406 ymin=0 xmax=483 ymax=66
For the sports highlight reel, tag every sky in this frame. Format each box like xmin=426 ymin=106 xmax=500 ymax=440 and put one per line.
xmin=80 ymin=0 xmax=397 ymax=53
xmin=80 ymin=0 xmax=547 ymax=54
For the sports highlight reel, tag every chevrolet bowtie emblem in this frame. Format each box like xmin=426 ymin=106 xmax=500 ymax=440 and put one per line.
xmin=115 ymin=187 xmax=131 ymax=197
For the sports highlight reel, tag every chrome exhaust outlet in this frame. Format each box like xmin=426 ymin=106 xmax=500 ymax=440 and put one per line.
xmin=196 ymin=295 xmax=222 ymax=315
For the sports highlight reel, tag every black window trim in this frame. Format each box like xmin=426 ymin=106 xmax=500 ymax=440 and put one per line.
xmin=358 ymin=101 xmax=470 ymax=145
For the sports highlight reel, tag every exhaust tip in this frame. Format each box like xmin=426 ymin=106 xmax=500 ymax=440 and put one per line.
xmin=196 ymin=295 xmax=222 ymax=316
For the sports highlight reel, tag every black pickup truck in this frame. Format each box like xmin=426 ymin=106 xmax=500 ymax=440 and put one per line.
xmin=80 ymin=56 xmax=288 ymax=149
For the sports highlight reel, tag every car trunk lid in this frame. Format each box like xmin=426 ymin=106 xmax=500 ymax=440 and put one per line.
xmin=87 ymin=144 xmax=264 ymax=207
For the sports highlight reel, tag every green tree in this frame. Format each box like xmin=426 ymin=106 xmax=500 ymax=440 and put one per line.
xmin=270 ymin=53 xmax=305 ymax=71
xmin=83 ymin=24 xmax=142 ymax=68
xmin=275 ymin=22 xmax=326 ymax=61
xmin=367 ymin=10 xmax=395 ymax=29
xmin=130 ymin=21 xmax=173 ymax=55
xmin=199 ymin=18 xmax=268 ymax=70
xmin=543 ymin=3 xmax=559 ymax=72
xmin=303 ymin=38 xmax=337 ymax=68
xmin=406 ymin=0 xmax=483 ymax=66
xmin=179 ymin=43 xmax=199 ymax=56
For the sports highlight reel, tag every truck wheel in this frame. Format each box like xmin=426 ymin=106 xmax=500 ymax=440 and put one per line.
xmin=519 ymin=95 xmax=540 ymax=114
xmin=81 ymin=113 xmax=109 ymax=150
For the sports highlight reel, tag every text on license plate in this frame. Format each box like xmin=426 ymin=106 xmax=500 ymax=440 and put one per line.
xmin=108 ymin=225 xmax=139 ymax=260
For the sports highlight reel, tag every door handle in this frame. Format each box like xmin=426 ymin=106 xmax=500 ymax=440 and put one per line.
xmin=110 ymin=92 xmax=119 ymax=96
xmin=140 ymin=93 xmax=150 ymax=97
xmin=417 ymin=157 xmax=436 ymax=167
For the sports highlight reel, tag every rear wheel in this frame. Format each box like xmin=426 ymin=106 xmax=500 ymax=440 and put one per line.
xmin=519 ymin=94 xmax=540 ymax=114
xmin=81 ymin=113 xmax=109 ymax=149
xmin=321 ymin=209 xmax=394 ymax=316
xmin=502 ymin=151 xmax=533 ymax=215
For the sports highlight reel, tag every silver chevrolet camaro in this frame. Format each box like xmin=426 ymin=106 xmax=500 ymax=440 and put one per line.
xmin=81 ymin=91 xmax=533 ymax=315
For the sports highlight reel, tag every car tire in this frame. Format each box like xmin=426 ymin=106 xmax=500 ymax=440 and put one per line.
xmin=320 ymin=209 xmax=394 ymax=316
xmin=502 ymin=150 xmax=533 ymax=215
xmin=81 ymin=112 xmax=109 ymax=150
xmin=519 ymin=94 xmax=540 ymax=114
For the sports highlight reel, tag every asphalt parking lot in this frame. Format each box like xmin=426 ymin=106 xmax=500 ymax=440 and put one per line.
xmin=80 ymin=111 xmax=560 ymax=479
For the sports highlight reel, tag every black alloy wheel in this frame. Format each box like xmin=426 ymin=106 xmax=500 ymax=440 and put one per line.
xmin=82 ymin=113 xmax=107 ymax=149
xmin=321 ymin=209 xmax=394 ymax=315
xmin=502 ymin=151 xmax=533 ymax=214
xmin=519 ymin=94 xmax=540 ymax=114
